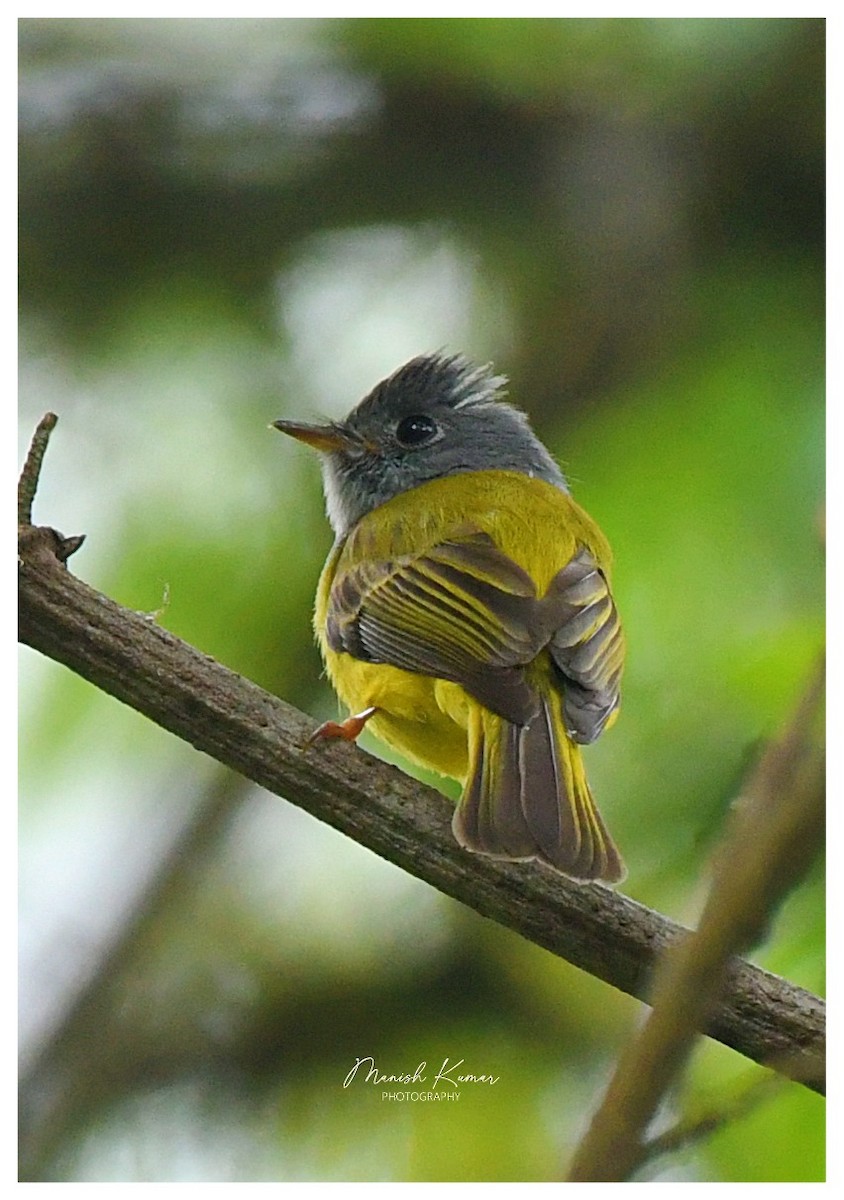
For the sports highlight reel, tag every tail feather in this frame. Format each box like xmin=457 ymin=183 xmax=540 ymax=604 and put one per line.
xmin=460 ymin=720 xmax=537 ymax=859
xmin=452 ymin=693 xmax=624 ymax=883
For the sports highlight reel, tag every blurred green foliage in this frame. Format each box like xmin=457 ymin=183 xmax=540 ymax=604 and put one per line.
xmin=19 ymin=17 xmax=824 ymax=1183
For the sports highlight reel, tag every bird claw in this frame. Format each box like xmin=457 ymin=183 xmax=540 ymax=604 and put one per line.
xmin=304 ymin=706 xmax=378 ymax=749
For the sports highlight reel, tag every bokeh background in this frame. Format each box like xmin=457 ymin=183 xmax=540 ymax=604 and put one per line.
xmin=18 ymin=17 xmax=824 ymax=1183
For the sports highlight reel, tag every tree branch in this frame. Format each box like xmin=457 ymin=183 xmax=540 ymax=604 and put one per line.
xmin=18 ymin=419 xmax=825 ymax=1098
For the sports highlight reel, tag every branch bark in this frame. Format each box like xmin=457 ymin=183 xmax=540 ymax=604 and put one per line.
xmin=17 ymin=418 xmax=825 ymax=1099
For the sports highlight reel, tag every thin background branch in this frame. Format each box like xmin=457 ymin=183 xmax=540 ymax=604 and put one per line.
xmin=567 ymin=663 xmax=824 ymax=1181
xmin=18 ymin=767 xmax=254 ymax=1178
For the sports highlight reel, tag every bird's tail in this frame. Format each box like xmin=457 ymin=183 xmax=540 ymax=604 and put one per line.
xmin=452 ymin=690 xmax=624 ymax=882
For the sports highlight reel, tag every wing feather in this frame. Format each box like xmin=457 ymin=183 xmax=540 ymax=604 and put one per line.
xmin=546 ymin=548 xmax=625 ymax=744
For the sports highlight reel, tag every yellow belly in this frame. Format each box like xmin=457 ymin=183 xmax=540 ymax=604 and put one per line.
xmin=324 ymin=654 xmax=471 ymax=779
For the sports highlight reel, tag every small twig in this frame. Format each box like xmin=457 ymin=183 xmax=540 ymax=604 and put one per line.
xmin=640 ymin=1071 xmax=782 ymax=1168
xmin=18 ymin=412 xmax=86 ymax=563
xmin=18 ymin=411 xmax=58 ymax=526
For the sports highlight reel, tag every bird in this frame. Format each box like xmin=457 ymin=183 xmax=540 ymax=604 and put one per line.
xmin=273 ymin=353 xmax=625 ymax=882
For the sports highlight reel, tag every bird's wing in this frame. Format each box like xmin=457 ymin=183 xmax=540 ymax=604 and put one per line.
xmin=545 ymin=547 xmax=625 ymax=744
xmin=325 ymin=531 xmax=547 ymax=726
xmin=326 ymin=532 xmax=624 ymax=738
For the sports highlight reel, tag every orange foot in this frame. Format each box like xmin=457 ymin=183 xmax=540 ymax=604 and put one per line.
xmin=304 ymin=706 xmax=378 ymax=749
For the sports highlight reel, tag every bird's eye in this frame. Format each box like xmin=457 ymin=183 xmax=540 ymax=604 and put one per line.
xmin=395 ymin=413 xmax=440 ymax=448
